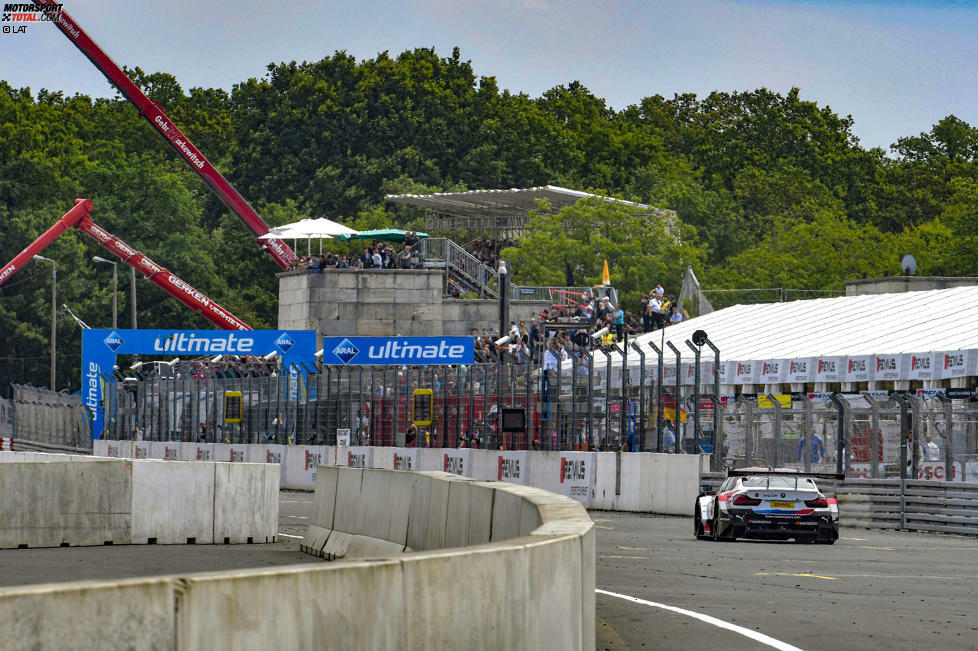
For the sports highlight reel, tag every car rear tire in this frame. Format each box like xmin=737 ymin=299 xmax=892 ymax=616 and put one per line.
xmin=694 ymin=507 xmax=711 ymax=540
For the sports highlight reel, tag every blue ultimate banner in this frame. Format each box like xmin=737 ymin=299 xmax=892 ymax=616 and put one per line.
xmin=320 ymin=336 xmax=474 ymax=366
xmin=82 ymin=329 xmax=317 ymax=439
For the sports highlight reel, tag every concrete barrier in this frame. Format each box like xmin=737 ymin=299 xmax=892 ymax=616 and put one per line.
xmin=0 ymin=451 xmax=278 ymax=549
xmin=301 ymin=467 xmax=595 ymax=649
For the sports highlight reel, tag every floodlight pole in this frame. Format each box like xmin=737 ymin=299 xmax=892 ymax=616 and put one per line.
xmin=702 ymin=337 xmax=722 ymax=471
xmin=685 ymin=340 xmax=701 ymax=455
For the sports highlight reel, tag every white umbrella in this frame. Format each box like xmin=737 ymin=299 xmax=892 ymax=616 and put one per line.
xmin=259 ymin=218 xmax=359 ymax=254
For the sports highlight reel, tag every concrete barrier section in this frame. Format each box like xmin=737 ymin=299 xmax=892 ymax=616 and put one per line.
xmin=149 ymin=441 xmax=181 ymax=461
xmin=372 ymin=445 xmax=394 ymax=470
xmin=0 ymin=577 xmax=176 ymax=650
xmin=213 ymin=462 xmax=279 ymax=544
xmin=213 ymin=442 xmax=248 ymax=463
xmin=495 ymin=450 xmax=528 ymax=484
xmin=247 ymin=443 xmax=287 ymax=486
xmin=132 ymin=460 xmax=215 ymax=544
xmin=180 ymin=442 xmax=214 ymax=462
xmin=176 ymin=561 xmax=406 ymax=650
xmin=0 ymin=459 xmax=132 ymax=548
xmin=392 ymin=448 xmax=419 ymax=472
xmin=132 ymin=441 xmax=151 ymax=459
xmin=282 ymin=445 xmax=327 ymax=490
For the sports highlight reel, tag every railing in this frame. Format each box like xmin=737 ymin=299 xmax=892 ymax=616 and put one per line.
xmin=419 ymin=238 xmax=499 ymax=297
xmin=840 ymin=479 xmax=978 ymax=535
xmin=4 ymin=384 xmax=93 ymax=453
xmin=510 ymin=286 xmax=592 ymax=303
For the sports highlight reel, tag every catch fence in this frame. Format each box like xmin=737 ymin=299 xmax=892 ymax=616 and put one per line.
xmin=3 ymin=384 xmax=92 ymax=453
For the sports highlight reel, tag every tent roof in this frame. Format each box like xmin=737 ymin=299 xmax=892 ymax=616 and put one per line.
xmin=597 ymin=286 xmax=978 ymax=382
xmin=384 ymin=185 xmax=668 ymax=221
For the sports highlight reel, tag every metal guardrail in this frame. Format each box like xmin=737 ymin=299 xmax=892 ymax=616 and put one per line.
xmin=420 ymin=238 xmax=499 ymax=297
xmin=838 ymin=479 xmax=978 ymax=535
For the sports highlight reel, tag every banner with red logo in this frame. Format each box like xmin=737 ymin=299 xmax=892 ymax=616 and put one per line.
xmin=814 ymin=356 xmax=843 ymax=383
xmin=904 ymin=352 xmax=938 ymax=381
xmin=844 ymin=355 xmax=872 ymax=383
xmin=785 ymin=357 xmax=815 ymax=383
xmin=759 ymin=359 xmax=786 ymax=384
xmin=872 ymin=354 xmax=903 ymax=381
xmin=938 ymin=349 xmax=973 ymax=380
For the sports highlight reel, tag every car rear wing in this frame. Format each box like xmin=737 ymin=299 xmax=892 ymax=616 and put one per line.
xmin=727 ymin=468 xmax=845 ymax=481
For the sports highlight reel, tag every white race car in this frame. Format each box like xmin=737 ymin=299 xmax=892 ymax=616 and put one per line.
xmin=694 ymin=468 xmax=840 ymax=544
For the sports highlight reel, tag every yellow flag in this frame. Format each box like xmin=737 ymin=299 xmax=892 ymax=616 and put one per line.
xmin=602 ymin=260 xmax=610 ymax=285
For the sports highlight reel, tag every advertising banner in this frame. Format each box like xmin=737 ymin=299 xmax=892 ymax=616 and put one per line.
xmin=392 ymin=448 xmax=420 ymax=471
xmin=873 ymin=354 xmax=903 ymax=382
xmin=82 ymin=329 xmax=316 ymax=439
xmin=733 ymin=361 xmax=760 ymax=385
xmin=814 ymin=357 xmax=843 ymax=383
xmin=785 ymin=358 xmax=815 ymax=384
xmin=442 ymin=449 xmax=473 ymax=476
xmin=759 ymin=360 xmax=785 ymax=385
xmin=346 ymin=446 xmax=374 ymax=468
xmin=905 ymin=352 xmax=938 ymax=381
xmin=557 ymin=452 xmax=596 ymax=503
xmin=939 ymin=349 xmax=972 ymax=380
xmin=320 ymin=336 xmax=474 ymax=366
xmin=496 ymin=450 xmax=528 ymax=485
xmin=844 ymin=355 xmax=872 ymax=383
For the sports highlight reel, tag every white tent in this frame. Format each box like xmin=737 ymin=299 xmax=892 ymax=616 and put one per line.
xmin=582 ymin=285 xmax=978 ymax=388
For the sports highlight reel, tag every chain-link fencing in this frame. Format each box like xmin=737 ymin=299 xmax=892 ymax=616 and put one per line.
xmin=5 ymin=384 xmax=92 ymax=452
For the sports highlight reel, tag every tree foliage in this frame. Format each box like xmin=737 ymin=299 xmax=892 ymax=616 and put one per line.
xmin=3 ymin=48 xmax=978 ymax=388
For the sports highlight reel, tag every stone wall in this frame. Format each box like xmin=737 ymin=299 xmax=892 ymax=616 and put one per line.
xmin=845 ymin=276 xmax=978 ymax=296
xmin=278 ymin=269 xmax=551 ymax=341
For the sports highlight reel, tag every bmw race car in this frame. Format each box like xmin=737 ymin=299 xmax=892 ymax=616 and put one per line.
xmin=694 ymin=468 xmax=840 ymax=544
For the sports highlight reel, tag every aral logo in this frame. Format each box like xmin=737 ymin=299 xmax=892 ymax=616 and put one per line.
xmin=333 ymin=338 xmax=359 ymax=364
xmin=103 ymin=330 xmax=124 ymax=352
xmin=275 ymin=332 xmax=296 ymax=354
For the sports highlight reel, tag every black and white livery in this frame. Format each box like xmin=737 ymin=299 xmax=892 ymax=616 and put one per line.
xmin=694 ymin=468 xmax=840 ymax=544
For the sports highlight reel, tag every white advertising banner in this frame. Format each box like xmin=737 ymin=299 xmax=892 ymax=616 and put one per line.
xmin=181 ymin=442 xmax=214 ymax=462
xmin=345 ymin=446 xmax=374 ymax=468
xmin=681 ymin=361 xmax=714 ymax=386
xmin=392 ymin=448 xmax=420 ymax=471
xmin=733 ymin=361 xmax=760 ymax=385
xmin=917 ymin=461 xmax=963 ymax=481
xmin=905 ymin=352 xmax=938 ymax=381
xmin=557 ymin=452 xmax=596 ymax=503
xmin=939 ymin=349 xmax=972 ymax=380
xmin=844 ymin=356 xmax=872 ymax=383
xmin=814 ymin=357 xmax=843 ymax=383
xmin=785 ymin=358 xmax=815 ymax=383
xmin=717 ymin=361 xmax=737 ymax=385
xmin=759 ymin=360 xmax=785 ymax=384
xmin=872 ymin=354 xmax=903 ymax=382
xmin=496 ymin=450 xmax=528 ymax=485
xmin=132 ymin=441 xmax=151 ymax=459
xmin=442 ymin=449 xmax=473 ymax=476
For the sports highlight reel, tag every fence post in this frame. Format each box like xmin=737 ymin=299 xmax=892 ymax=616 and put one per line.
xmin=766 ymin=393 xmax=782 ymax=467
xmin=587 ymin=352 xmax=594 ymax=450
xmin=936 ymin=393 xmax=954 ymax=481
xmin=891 ymin=391 xmax=910 ymax=528
xmin=630 ymin=341 xmax=646 ymax=451
xmin=829 ymin=392 xmax=848 ymax=476
xmin=685 ymin=340 xmax=701 ymax=454
xmin=666 ymin=341 xmax=681 ymax=453
xmin=648 ymin=342 xmax=664 ymax=452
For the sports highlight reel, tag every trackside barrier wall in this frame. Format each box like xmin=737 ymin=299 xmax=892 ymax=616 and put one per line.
xmin=0 ymin=451 xmax=277 ymax=548
xmin=95 ymin=440 xmax=706 ymax=515
xmin=838 ymin=478 xmax=978 ymax=535
xmin=300 ymin=467 xmax=595 ymax=651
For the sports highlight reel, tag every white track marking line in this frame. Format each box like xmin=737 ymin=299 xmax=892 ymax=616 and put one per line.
xmin=278 ymin=533 xmax=303 ymax=539
xmin=596 ymin=589 xmax=803 ymax=651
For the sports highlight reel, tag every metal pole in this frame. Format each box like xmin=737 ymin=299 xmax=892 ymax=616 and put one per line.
xmin=130 ymin=265 xmax=137 ymax=329
xmin=630 ymin=341 xmax=646 ymax=451
xmin=936 ymin=392 xmax=954 ymax=481
xmin=891 ymin=391 xmax=909 ymax=528
xmin=34 ymin=256 xmax=57 ymax=390
xmin=571 ymin=353 xmax=579 ymax=451
xmin=829 ymin=392 xmax=847 ymax=476
xmin=586 ymin=352 xmax=594 ymax=449
xmin=685 ymin=340 xmax=701 ymax=454
xmin=599 ymin=348 xmax=612 ymax=451
xmin=648 ymin=342 xmax=664 ymax=452
xmin=703 ymin=338 xmax=721 ymax=468
xmin=666 ymin=341 xmax=681 ymax=453
xmin=620 ymin=335 xmax=628 ymax=452
xmin=766 ymin=392 xmax=783 ymax=467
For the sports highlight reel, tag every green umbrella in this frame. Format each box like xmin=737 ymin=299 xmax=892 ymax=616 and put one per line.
xmin=335 ymin=228 xmax=429 ymax=242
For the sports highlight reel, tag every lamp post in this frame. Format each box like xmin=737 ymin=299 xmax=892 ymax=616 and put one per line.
xmin=92 ymin=256 xmax=118 ymax=329
xmin=496 ymin=260 xmax=510 ymax=444
xmin=33 ymin=254 xmax=56 ymax=390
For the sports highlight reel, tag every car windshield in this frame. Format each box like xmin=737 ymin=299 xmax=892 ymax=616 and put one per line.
xmin=741 ymin=476 xmax=818 ymax=490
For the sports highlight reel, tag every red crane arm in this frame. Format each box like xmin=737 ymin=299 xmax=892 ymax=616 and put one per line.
xmin=1 ymin=199 xmax=252 ymax=331
xmin=33 ymin=0 xmax=297 ymax=270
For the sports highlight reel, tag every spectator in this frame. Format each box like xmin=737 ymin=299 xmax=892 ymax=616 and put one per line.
xmin=398 ymin=245 xmax=413 ymax=269
xmin=372 ymin=247 xmax=383 ymax=269
xmin=668 ymin=304 xmax=683 ymax=325
xmin=663 ymin=419 xmax=677 ymax=453
xmin=654 ymin=282 xmax=665 ymax=297
xmin=612 ymin=304 xmax=625 ymax=341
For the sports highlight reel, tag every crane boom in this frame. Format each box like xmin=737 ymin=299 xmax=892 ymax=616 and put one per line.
xmin=33 ymin=0 xmax=297 ymax=270
xmin=0 ymin=199 xmax=252 ymax=331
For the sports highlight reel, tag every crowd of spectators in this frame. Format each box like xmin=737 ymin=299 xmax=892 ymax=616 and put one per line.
xmin=288 ymin=233 xmax=428 ymax=272
xmin=466 ymin=238 xmax=514 ymax=271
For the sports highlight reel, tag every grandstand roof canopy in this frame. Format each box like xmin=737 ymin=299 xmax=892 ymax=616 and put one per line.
xmin=385 ymin=185 xmax=660 ymax=223
xmin=597 ymin=286 xmax=978 ymax=384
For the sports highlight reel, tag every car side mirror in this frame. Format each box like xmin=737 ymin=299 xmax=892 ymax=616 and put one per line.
xmin=701 ymin=485 xmax=715 ymax=494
